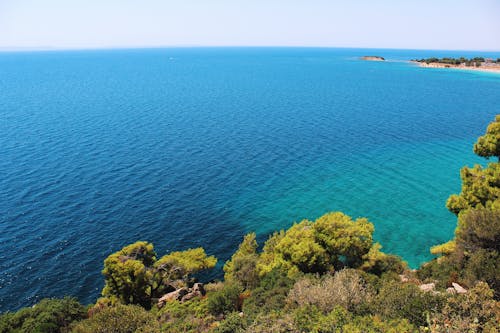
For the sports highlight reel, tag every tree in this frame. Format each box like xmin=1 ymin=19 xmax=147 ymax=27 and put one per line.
xmin=314 ymin=212 xmax=374 ymax=268
xmin=101 ymin=241 xmax=217 ymax=309
xmin=474 ymin=115 xmax=500 ymax=160
xmin=431 ymin=115 xmax=500 ymax=297
xmin=102 ymin=241 xmax=157 ymax=308
xmin=256 ymin=212 xmax=380 ymax=277
xmin=154 ymin=248 xmax=217 ymax=286
xmin=0 ymin=297 xmax=86 ymax=333
xmin=223 ymin=233 xmax=260 ymax=289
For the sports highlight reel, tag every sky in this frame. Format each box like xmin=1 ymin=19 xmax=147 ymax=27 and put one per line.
xmin=1 ymin=0 xmax=499 ymax=51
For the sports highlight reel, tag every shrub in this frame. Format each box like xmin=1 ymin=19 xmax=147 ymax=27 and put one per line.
xmin=372 ymin=279 xmax=444 ymax=327
xmin=287 ymin=269 xmax=371 ymax=314
xmin=213 ymin=312 xmax=245 ymax=333
xmin=156 ymin=296 xmax=214 ymax=333
xmin=242 ymin=267 xmax=296 ymax=320
xmin=0 ymin=297 xmax=86 ymax=333
xmin=207 ymin=284 xmax=242 ymax=316
xmin=70 ymin=303 xmax=159 ymax=333
xmin=429 ymin=282 xmax=499 ymax=332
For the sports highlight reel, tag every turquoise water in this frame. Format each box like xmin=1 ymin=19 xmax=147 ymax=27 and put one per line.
xmin=0 ymin=48 xmax=499 ymax=311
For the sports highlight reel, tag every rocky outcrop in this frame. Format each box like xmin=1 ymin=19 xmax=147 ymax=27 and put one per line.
xmin=361 ymin=56 xmax=385 ymax=61
xmin=158 ymin=283 xmax=206 ymax=307
xmin=452 ymin=282 xmax=467 ymax=294
xmin=158 ymin=287 xmax=188 ymax=307
xmin=181 ymin=283 xmax=206 ymax=302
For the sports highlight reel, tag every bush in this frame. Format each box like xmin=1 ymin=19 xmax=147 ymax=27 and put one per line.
xmin=429 ymin=282 xmax=499 ymax=332
xmin=70 ymin=303 xmax=159 ymax=333
xmin=372 ymin=279 xmax=445 ymax=327
xmin=207 ymin=284 xmax=242 ymax=316
xmin=156 ymin=297 xmax=214 ymax=333
xmin=342 ymin=315 xmax=416 ymax=333
xmin=0 ymin=297 xmax=86 ymax=333
xmin=287 ymin=269 xmax=371 ymax=314
xmin=213 ymin=312 xmax=245 ymax=333
xmin=242 ymin=267 xmax=296 ymax=320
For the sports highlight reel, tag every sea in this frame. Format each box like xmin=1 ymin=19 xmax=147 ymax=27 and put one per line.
xmin=1 ymin=47 xmax=499 ymax=311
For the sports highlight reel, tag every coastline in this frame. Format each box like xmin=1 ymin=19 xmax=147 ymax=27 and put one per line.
xmin=412 ymin=60 xmax=500 ymax=74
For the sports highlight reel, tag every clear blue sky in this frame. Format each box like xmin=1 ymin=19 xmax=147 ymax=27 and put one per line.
xmin=1 ymin=0 xmax=499 ymax=51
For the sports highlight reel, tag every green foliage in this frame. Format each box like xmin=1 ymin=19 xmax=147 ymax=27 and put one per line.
xmin=372 ymin=278 xmax=445 ymax=327
xmin=154 ymin=247 xmax=217 ymax=285
xmin=430 ymin=115 xmax=500 ymax=298
xmin=212 ymin=312 xmax=245 ymax=333
xmin=361 ymin=243 xmax=406 ymax=275
xmin=102 ymin=241 xmax=157 ymax=308
xmin=207 ymin=284 xmax=242 ymax=316
xmin=273 ymin=220 xmax=329 ymax=274
xmin=257 ymin=212 xmax=378 ymax=277
xmin=156 ymin=297 xmax=214 ymax=333
xmin=446 ymin=163 xmax=500 ymax=215
xmin=314 ymin=212 xmax=374 ymax=268
xmin=415 ymin=57 xmax=487 ymax=68
xmin=417 ymin=257 xmax=459 ymax=289
xmin=101 ymin=241 xmax=216 ymax=309
xmin=0 ymin=297 xmax=86 ymax=333
xmin=474 ymin=115 xmax=500 ymax=158
xmin=242 ymin=267 xmax=296 ymax=320
xmin=71 ymin=303 xmax=159 ymax=333
xmin=455 ymin=207 xmax=500 ymax=252
xmin=429 ymin=282 xmax=500 ymax=332
xmin=223 ymin=233 xmax=260 ymax=289
xmin=342 ymin=316 xmax=416 ymax=333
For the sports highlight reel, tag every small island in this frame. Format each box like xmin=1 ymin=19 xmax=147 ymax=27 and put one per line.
xmin=413 ymin=57 xmax=500 ymax=73
xmin=361 ymin=56 xmax=385 ymax=61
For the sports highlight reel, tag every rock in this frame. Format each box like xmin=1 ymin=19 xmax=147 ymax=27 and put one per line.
xmin=419 ymin=283 xmax=435 ymax=292
xmin=361 ymin=56 xmax=385 ymax=61
xmin=452 ymin=283 xmax=467 ymax=294
xmin=446 ymin=287 xmax=457 ymax=294
xmin=180 ymin=283 xmax=207 ymax=302
xmin=158 ymin=287 xmax=189 ymax=307
xmin=399 ymin=274 xmax=409 ymax=283
xmin=181 ymin=290 xmax=201 ymax=302
xmin=192 ymin=283 xmax=206 ymax=296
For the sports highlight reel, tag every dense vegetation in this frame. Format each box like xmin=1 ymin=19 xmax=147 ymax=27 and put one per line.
xmin=2 ymin=116 xmax=500 ymax=332
xmin=414 ymin=57 xmax=500 ymax=67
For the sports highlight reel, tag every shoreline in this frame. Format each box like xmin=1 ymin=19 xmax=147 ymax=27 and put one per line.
xmin=412 ymin=60 xmax=500 ymax=74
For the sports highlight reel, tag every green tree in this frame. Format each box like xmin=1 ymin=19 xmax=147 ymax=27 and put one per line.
xmin=223 ymin=233 xmax=260 ymax=289
xmin=102 ymin=241 xmax=157 ymax=308
xmin=102 ymin=242 xmax=216 ymax=309
xmin=257 ymin=212 xmax=378 ymax=276
xmin=431 ymin=116 xmax=500 ymax=297
xmin=0 ymin=297 xmax=86 ymax=333
xmin=314 ymin=212 xmax=374 ymax=268
xmin=446 ymin=163 xmax=500 ymax=215
xmin=474 ymin=115 xmax=500 ymax=160
xmin=153 ymin=247 xmax=217 ymax=286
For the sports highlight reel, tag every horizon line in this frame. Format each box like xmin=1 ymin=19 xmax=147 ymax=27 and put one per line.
xmin=1 ymin=45 xmax=500 ymax=54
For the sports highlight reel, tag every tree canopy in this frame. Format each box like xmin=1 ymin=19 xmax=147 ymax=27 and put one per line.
xmin=256 ymin=212 xmax=398 ymax=277
xmin=102 ymin=241 xmax=216 ymax=308
xmin=474 ymin=115 xmax=500 ymax=160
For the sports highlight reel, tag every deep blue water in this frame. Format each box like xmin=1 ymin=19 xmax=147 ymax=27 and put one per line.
xmin=1 ymin=47 xmax=499 ymax=311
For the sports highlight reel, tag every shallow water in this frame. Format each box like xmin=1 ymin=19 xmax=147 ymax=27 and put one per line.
xmin=1 ymin=47 xmax=499 ymax=311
